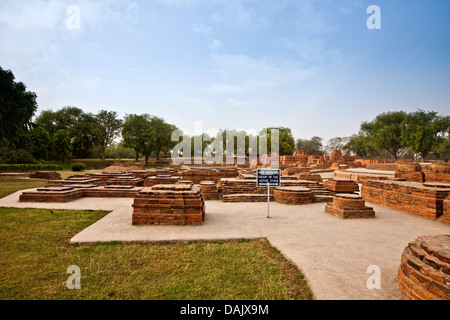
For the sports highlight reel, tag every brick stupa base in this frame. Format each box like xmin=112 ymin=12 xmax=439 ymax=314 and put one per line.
xmin=132 ymin=184 xmax=205 ymax=225
xmin=273 ymin=187 xmax=313 ymax=205
xmin=30 ymin=171 xmax=61 ymax=180
xmin=398 ymin=235 xmax=450 ymax=300
xmin=325 ymin=194 xmax=375 ymax=219
xmin=323 ymin=179 xmax=360 ymax=193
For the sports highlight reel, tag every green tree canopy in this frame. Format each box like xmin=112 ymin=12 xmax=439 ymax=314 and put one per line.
xmin=296 ymin=136 xmax=324 ymax=155
xmin=0 ymin=66 xmax=38 ymax=143
xmin=96 ymin=110 xmax=123 ymax=161
xmin=52 ymin=129 xmax=72 ymax=161
xmin=360 ymin=111 xmax=408 ymax=160
xmin=402 ymin=110 xmax=450 ymax=161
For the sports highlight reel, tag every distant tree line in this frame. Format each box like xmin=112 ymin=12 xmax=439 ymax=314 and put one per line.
xmin=295 ymin=111 xmax=449 ymax=161
xmin=1 ymin=66 xmax=448 ymax=164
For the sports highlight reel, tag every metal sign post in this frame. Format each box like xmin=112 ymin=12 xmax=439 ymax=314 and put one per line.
xmin=257 ymin=169 xmax=281 ymax=219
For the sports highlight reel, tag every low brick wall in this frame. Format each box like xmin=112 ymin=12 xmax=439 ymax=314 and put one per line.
xmin=199 ymin=181 xmax=220 ymax=200
xmin=398 ymin=235 xmax=450 ymax=300
xmin=361 ymin=180 xmax=450 ymax=220
xmin=323 ymin=179 xmax=359 ymax=193
xmin=444 ymin=198 xmax=450 ymax=224
xmin=144 ymin=175 xmax=181 ymax=187
xmin=29 ymin=171 xmax=61 ymax=180
xmin=222 ymin=194 xmax=274 ymax=202
xmin=221 ymin=178 xmax=324 ymax=196
xmin=325 ymin=194 xmax=375 ymax=219
xmin=20 ymin=185 xmax=143 ymax=202
xmin=132 ymin=185 xmax=205 ymax=225
xmin=273 ymin=187 xmax=313 ymax=205
xmin=295 ymin=173 xmax=323 ymax=183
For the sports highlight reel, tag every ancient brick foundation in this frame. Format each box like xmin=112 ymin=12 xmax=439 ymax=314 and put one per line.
xmin=361 ymin=180 xmax=450 ymax=220
xmin=273 ymin=187 xmax=313 ymax=205
xmin=325 ymin=194 xmax=375 ymax=219
xmin=323 ymin=179 xmax=360 ymax=193
xmin=144 ymin=175 xmax=181 ymax=187
xmin=444 ymin=198 xmax=450 ymax=224
xmin=199 ymin=181 xmax=220 ymax=200
xmin=29 ymin=171 xmax=61 ymax=180
xmin=222 ymin=194 xmax=274 ymax=202
xmin=20 ymin=185 xmax=143 ymax=202
xmin=398 ymin=235 xmax=450 ymax=300
xmin=132 ymin=184 xmax=205 ymax=225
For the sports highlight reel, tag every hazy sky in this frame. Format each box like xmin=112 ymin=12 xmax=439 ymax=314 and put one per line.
xmin=1 ymin=0 xmax=449 ymax=143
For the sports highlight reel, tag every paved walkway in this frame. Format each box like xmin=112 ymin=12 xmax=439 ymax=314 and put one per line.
xmin=1 ymin=188 xmax=449 ymax=300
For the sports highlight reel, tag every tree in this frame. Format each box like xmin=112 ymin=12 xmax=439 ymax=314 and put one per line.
xmin=0 ymin=66 xmax=38 ymax=143
xmin=326 ymin=136 xmax=351 ymax=153
xmin=402 ymin=110 xmax=450 ymax=161
xmin=29 ymin=126 xmax=51 ymax=159
xmin=95 ymin=110 xmax=123 ymax=160
xmin=360 ymin=111 xmax=408 ymax=160
xmin=150 ymin=116 xmax=175 ymax=160
xmin=296 ymin=136 xmax=324 ymax=155
xmin=343 ymin=134 xmax=379 ymax=158
xmin=259 ymin=127 xmax=295 ymax=156
xmin=122 ymin=114 xmax=148 ymax=161
xmin=35 ymin=107 xmax=99 ymax=158
xmin=52 ymin=129 xmax=72 ymax=161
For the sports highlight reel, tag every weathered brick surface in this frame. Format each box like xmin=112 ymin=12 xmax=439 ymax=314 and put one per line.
xmin=222 ymin=194 xmax=274 ymax=202
xmin=323 ymin=179 xmax=359 ymax=193
xmin=144 ymin=175 xmax=181 ymax=187
xmin=281 ymin=167 xmax=310 ymax=176
xmin=46 ymin=178 xmax=105 ymax=187
xmin=132 ymin=184 xmax=205 ymax=225
xmin=361 ymin=180 xmax=450 ymax=220
xmin=29 ymin=171 xmax=61 ymax=180
xmin=199 ymin=181 xmax=220 ymax=200
xmin=295 ymin=173 xmax=323 ymax=183
xmin=325 ymin=194 xmax=375 ymax=219
xmin=182 ymin=167 xmax=238 ymax=184
xmin=106 ymin=176 xmax=144 ymax=186
xmin=273 ymin=187 xmax=313 ymax=205
xmin=20 ymin=185 xmax=143 ymax=202
xmin=444 ymin=198 xmax=450 ymax=224
xmin=398 ymin=235 xmax=450 ymax=300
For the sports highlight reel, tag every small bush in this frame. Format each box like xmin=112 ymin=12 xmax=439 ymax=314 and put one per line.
xmin=71 ymin=163 xmax=87 ymax=172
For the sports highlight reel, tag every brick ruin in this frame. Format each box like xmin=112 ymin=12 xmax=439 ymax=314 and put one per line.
xmin=398 ymin=235 xmax=450 ymax=300
xmin=361 ymin=180 xmax=450 ymax=221
xmin=325 ymin=194 xmax=375 ymax=219
xmin=29 ymin=171 xmax=61 ymax=180
xmin=132 ymin=184 xmax=205 ymax=226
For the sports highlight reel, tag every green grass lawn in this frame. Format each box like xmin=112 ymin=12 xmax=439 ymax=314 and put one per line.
xmin=0 ymin=176 xmax=313 ymax=300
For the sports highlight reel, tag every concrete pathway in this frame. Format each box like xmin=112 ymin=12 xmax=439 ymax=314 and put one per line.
xmin=1 ymin=189 xmax=449 ymax=300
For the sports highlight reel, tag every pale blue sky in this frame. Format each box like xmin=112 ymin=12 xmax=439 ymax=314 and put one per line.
xmin=1 ymin=0 xmax=449 ymax=143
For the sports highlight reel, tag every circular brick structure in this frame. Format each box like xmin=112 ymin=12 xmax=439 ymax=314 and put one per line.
xmin=273 ymin=186 xmax=313 ymax=205
xmin=398 ymin=234 xmax=450 ymax=300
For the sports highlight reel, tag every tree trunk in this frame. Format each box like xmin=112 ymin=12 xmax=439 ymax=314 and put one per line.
xmin=135 ymin=152 xmax=139 ymax=162
xmin=145 ymin=155 xmax=149 ymax=165
xmin=101 ymin=148 xmax=105 ymax=161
